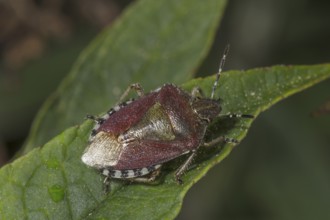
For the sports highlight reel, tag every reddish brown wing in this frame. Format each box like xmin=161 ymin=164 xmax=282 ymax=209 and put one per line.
xmin=98 ymin=92 xmax=158 ymax=135
xmin=113 ymin=137 xmax=200 ymax=170
xmin=113 ymin=84 xmax=206 ymax=170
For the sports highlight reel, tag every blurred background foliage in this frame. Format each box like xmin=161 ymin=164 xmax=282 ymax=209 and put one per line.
xmin=0 ymin=0 xmax=329 ymax=219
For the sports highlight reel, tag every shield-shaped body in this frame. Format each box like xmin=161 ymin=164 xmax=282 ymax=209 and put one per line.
xmin=82 ymin=84 xmax=214 ymax=179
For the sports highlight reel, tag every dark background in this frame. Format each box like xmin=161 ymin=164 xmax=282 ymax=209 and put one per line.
xmin=1 ymin=0 xmax=330 ymax=219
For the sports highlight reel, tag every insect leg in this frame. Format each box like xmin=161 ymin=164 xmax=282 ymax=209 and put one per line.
xmin=201 ymin=113 xmax=254 ymax=147
xmin=191 ymin=87 xmax=204 ymax=98
xmin=103 ymin=176 xmax=111 ymax=194
xmin=85 ymin=114 xmax=105 ymax=124
xmin=175 ymin=149 xmax=197 ymax=184
xmin=203 ymin=136 xmax=238 ymax=147
xmin=118 ymin=83 xmax=145 ymax=103
xmin=219 ymin=113 xmax=254 ymax=119
xmin=129 ymin=168 xmax=161 ymax=183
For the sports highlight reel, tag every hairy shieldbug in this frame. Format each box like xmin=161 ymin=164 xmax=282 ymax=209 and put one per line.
xmin=81 ymin=46 xmax=253 ymax=186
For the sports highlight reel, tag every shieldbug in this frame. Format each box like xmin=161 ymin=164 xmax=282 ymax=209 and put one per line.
xmin=81 ymin=46 xmax=253 ymax=187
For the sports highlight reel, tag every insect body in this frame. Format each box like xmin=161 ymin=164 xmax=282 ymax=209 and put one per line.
xmin=81 ymin=46 xmax=253 ymax=185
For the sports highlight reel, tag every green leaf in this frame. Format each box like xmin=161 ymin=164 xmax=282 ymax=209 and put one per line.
xmin=1 ymin=64 xmax=329 ymax=219
xmin=23 ymin=0 xmax=227 ymax=153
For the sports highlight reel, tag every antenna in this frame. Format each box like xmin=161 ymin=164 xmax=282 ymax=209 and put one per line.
xmin=211 ymin=44 xmax=230 ymax=99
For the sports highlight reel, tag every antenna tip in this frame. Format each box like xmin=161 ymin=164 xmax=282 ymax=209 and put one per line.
xmin=224 ymin=44 xmax=230 ymax=55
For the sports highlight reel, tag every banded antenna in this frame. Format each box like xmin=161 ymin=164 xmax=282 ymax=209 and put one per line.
xmin=211 ymin=44 xmax=230 ymax=99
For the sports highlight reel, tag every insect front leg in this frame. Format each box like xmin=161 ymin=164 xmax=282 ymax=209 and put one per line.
xmin=85 ymin=114 xmax=105 ymax=125
xmin=191 ymin=86 xmax=204 ymax=99
xmin=201 ymin=113 xmax=254 ymax=147
xmin=118 ymin=83 xmax=145 ymax=103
